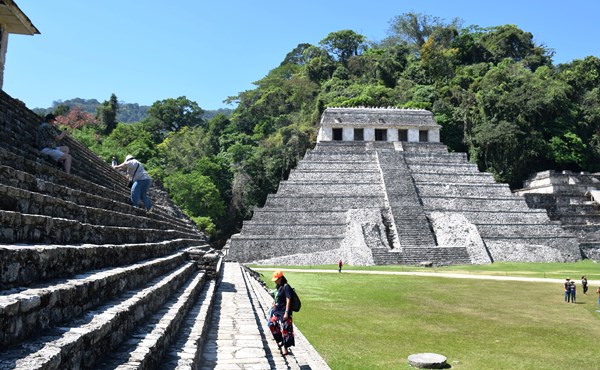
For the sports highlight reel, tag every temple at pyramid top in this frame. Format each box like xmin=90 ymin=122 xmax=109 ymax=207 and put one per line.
xmin=317 ymin=107 xmax=441 ymax=143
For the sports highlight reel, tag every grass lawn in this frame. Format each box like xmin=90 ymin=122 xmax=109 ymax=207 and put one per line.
xmin=259 ymin=263 xmax=600 ymax=369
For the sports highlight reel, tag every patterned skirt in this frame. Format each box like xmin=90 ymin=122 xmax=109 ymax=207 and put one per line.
xmin=268 ymin=313 xmax=295 ymax=348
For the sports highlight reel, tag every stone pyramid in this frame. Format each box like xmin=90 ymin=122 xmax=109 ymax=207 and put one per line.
xmin=228 ymin=107 xmax=581 ymax=265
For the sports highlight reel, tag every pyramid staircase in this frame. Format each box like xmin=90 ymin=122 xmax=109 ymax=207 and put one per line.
xmin=0 ymin=91 xmax=225 ymax=369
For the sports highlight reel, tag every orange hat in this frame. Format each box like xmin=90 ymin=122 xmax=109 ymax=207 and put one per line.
xmin=271 ymin=270 xmax=284 ymax=281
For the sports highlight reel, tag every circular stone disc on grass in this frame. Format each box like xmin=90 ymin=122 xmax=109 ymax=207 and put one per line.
xmin=407 ymin=353 xmax=447 ymax=369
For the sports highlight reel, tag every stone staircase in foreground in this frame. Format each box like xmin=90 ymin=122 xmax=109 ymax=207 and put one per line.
xmin=229 ymin=140 xmax=582 ymax=266
xmin=0 ymin=91 xmax=220 ymax=369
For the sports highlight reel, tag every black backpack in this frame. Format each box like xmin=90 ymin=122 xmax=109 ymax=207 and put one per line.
xmin=288 ymin=284 xmax=301 ymax=312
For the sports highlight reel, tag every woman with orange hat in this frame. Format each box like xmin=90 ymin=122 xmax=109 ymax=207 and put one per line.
xmin=268 ymin=270 xmax=295 ymax=355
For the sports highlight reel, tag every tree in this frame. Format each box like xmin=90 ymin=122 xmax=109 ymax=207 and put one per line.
xmin=55 ymin=106 xmax=99 ymax=129
xmin=280 ymin=43 xmax=313 ymax=66
xmin=146 ymin=96 xmax=204 ymax=134
xmin=385 ymin=13 xmax=462 ymax=54
xmin=98 ymin=93 xmax=119 ymax=135
xmin=549 ymin=132 xmax=587 ymax=170
xmin=479 ymin=25 xmax=552 ymax=70
xmin=319 ymin=30 xmax=367 ymax=67
xmin=164 ymin=171 xmax=226 ymax=222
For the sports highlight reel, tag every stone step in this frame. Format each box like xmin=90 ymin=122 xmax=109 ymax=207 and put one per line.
xmin=412 ymin=172 xmax=497 ymax=184
xmin=403 ymin=152 xmax=468 ymax=163
xmin=416 ymin=183 xmax=513 ymax=198
xmin=429 ymin=210 xmax=558 ymax=225
xmin=312 ymin=142 xmax=369 ymax=153
xmin=407 ymin=163 xmax=481 ymax=173
xmin=482 ymin=235 xmax=579 ymax=249
xmin=264 ymin=195 xmax=387 ymax=210
xmin=562 ymin=223 xmax=600 ymax=231
xmin=476 ymin=223 xmax=574 ymax=238
xmin=95 ymin=270 xmax=208 ymax=369
xmin=242 ymin=222 xmax=346 ymax=237
xmin=0 ymin=239 xmax=206 ymax=290
xmin=249 ymin=209 xmax=347 ymax=224
xmin=400 ymin=142 xmax=449 ymax=153
xmin=0 ymin=148 xmax=122 ymax=201
xmin=422 ymin=196 xmax=533 ymax=212
xmin=0 ymin=210 xmax=202 ymax=245
xmin=0 ymin=155 xmax=194 ymax=232
xmin=277 ymin=182 xmax=383 ymax=195
xmin=159 ymin=277 xmax=218 ymax=369
xmin=371 ymin=246 xmax=472 ymax=266
xmin=0 ymin=183 xmax=193 ymax=233
xmin=303 ymin=152 xmax=378 ymax=161
xmin=0 ymin=128 xmax=125 ymax=192
xmin=0 ymin=251 xmax=188 ymax=347
xmin=288 ymin=170 xmax=381 ymax=182
xmin=228 ymin=235 xmax=344 ymax=263
xmin=0 ymin=263 xmax=196 ymax=369
xmin=239 ymin=222 xmax=346 ymax=237
xmin=296 ymin=161 xmax=378 ymax=171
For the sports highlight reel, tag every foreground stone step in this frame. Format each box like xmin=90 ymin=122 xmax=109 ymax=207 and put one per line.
xmin=0 ymin=252 xmax=188 ymax=347
xmin=96 ymin=270 xmax=208 ymax=369
xmin=159 ymin=265 xmax=220 ymax=369
xmin=0 ymin=210 xmax=200 ymax=245
xmin=0 ymin=239 xmax=206 ymax=290
xmin=0 ymin=162 xmax=197 ymax=233
xmin=0 ymin=263 xmax=196 ymax=369
xmin=0 ymin=183 xmax=193 ymax=233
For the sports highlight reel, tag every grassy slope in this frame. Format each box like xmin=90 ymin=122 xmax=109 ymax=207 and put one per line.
xmin=261 ymin=262 xmax=600 ymax=369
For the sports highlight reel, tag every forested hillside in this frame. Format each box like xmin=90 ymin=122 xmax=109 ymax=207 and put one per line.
xmin=32 ymin=98 xmax=233 ymax=123
xmin=44 ymin=13 xmax=600 ymax=245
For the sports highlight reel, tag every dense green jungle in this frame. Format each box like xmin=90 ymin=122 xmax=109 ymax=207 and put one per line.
xmin=40 ymin=13 xmax=600 ymax=245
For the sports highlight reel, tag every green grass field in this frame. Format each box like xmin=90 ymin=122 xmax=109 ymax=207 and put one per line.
xmin=258 ymin=262 xmax=600 ymax=369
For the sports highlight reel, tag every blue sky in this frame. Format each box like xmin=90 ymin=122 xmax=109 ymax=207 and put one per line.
xmin=5 ymin=0 xmax=600 ymax=110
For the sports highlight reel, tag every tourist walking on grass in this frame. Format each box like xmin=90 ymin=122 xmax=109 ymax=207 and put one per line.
xmin=582 ymin=276 xmax=588 ymax=295
xmin=564 ymin=278 xmax=571 ymax=303
xmin=338 ymin=259 xmax=343 ymax=273
xmin=113 ymin=155 xmax=153 ymax=211
xmin=570 ymin=281 xmax=577 ymax=303
xmin=268 ymin=270 xmax=295 ymax=355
